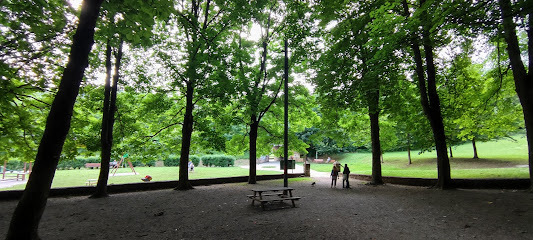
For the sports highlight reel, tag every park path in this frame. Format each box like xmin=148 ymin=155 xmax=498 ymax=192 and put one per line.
xmin=0 ymin=179 xmax=27 ymax=189
xmin=239 ymin=160 xmax=330 ymax=178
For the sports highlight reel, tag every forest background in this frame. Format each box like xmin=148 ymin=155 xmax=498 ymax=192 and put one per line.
xmin=1 ymin=1 xmax=531 ymax=185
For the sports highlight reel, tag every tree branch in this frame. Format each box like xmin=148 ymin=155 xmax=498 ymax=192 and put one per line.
xmin=145 ymin=122 xmax=184 ymax=140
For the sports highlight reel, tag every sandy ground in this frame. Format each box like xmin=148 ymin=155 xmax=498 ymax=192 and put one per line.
xmin=0 ymin=175 xmax=532 ymax=240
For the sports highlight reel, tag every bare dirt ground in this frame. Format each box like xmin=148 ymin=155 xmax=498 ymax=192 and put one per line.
xmin=0 ymin=176 xmax=532 ymax=240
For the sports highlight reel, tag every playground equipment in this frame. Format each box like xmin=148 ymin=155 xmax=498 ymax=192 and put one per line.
xmin=111 ymin=153 xmax=137 ymax=176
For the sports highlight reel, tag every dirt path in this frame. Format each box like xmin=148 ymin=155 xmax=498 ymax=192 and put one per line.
xmin=1 ymin=176 xmax=532 ymax=239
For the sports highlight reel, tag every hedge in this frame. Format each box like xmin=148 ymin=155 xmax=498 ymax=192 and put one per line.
xmin=163 ymin=155 xmax=200 ymax=167
xmin=163 ymin=156 xmax=180 ymax=166
xmin=57 ymin=156 xmax=99 ymax=170
xmin=190 ymin=155 xmax=200 ymax=167
xmin=201 ymin=155 xmax=235 ymax=167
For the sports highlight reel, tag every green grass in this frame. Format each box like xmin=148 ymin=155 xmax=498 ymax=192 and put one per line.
xmin=0 ymin=166 xmax=281 ymax=191
xmin=2 ymin=136 xmax=529 ymax=191
xmin=312 ymin=135 xmax=530 ymax=179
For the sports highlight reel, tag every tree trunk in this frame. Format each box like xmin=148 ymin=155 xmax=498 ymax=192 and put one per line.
xmin=176 ymin=79 xmax=195 ymax=190
xmin=248 ymin=119 xmax=258 ymax=184
xmin=6 ymin=0 xmax=103 ymax=238
xmin=92 ymin=40 xmax=123 ymax=198
xmin=369 ymin=89 xmax=383 ymax=185
xmin=472 ymin=138 xmax=479 ymax=159
xmin=449 ymin=146 xmax=453 ymax=158
xmin=407 ymin=133 xmax=412 ymax=164
xmin=499 ymin=0 xmax=533 ymax=190
xmin=423 ymin=38 xmax=451 ymax=189
xmin=91 ymin=41 xmax=112 ymax=198
xmin=402 ymin=0 xmax=451 ymax=189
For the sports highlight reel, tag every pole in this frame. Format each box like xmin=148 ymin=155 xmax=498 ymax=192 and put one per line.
xmin=2 ymin=160 xmax=6 ymax=180
xmin=283 ymin=39 xmax=289 ymax=187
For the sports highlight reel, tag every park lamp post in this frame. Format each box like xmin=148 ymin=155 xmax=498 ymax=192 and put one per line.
xmin=283 ymin=39 xmax=289 ymax=188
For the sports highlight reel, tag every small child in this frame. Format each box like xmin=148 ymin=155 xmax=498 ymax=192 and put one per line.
xmin=188 ymin=160 xmax=194 ymax=172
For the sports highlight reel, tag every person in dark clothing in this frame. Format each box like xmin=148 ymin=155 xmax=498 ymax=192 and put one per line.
xmin=331 ymin=166 xmax=339 ymax=188
xmin=342 ymin=164 xmax=350 ymax=188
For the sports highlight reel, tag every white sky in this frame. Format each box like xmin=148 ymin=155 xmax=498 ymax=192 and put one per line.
xmin=69 ymin=0 xmax=311 ymax=91
xmin=69 ymin=0 xmax=82 ymax=9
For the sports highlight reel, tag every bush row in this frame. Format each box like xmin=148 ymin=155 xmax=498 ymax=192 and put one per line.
xmin=57 ymin=157 xmax=100 ymax=169
xmin=53 ymin=154 xmax=232 ymax=170
xmin=201 ymin=155 xmax=235 ymax=167
xmin=1 ymin=161 xmax=26 ymax=171
xmin=56 ymin=157 xmax=156 ymax=170
xmin=163 ymin=155 xmax=200 ymax=167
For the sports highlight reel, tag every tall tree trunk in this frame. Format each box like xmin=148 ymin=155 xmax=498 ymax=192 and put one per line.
xmin=92 ymin=40 xmax=123 ymax=198
xmin=6 ymin=0 xmax=103 ymax=238
xmin=91 ymin=41 xmax=112 ymax=198
xmin=422 ymin=29 xmax=451 ymax=189
xmin=369 ymin=89 xmax=383 ymax=185
xmin=499 ymin=0 xmax=533 ymax=190
xmin=402 ymin=0 xmax=451 ymax=189
xmin=248 ymin=119 xmax=258 ymax=184
xmin=176 ymin=80 xmax=195 ymax=190
xmin=449 ymin=145 xmax=453 ymax=158
xmin=407 ymin=133 xmax=412 ymax=164
xmin=472 ymin=138 xmax=479 ymax=159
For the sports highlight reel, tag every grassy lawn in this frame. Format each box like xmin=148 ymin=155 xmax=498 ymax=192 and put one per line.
xmin=0 ymin=166 xmax=281 ymax=191
xmin=1 ymin=135 xmax=529 ymax=191
xmin=311 ymin=135 xmax=530 ymax=179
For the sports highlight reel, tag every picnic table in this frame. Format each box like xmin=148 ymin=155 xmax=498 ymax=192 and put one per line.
xmin=1 ymin=171 xmax=29 ymax=181
xmin=248 ymin=187 xmax=301 ymax=210
xmin=86 ymin=179 xmax=97 ymax=186
xmin=15 ymin=172 xmax=29 ymax=181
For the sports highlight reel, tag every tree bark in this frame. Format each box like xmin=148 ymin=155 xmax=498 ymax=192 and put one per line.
xmin=402 ymin=0 xmax=451 ymax=189
xmin=369 ymin=89 xmax=383 ymax=185
xmin=449 ymin=145 xmax=453 ymax=158
xmin=248 ymin=119 xmax=258 ymax=184
xmin=472 ymin=138 xmax=479 ymax=159
xmin=407 ymin=133 xmax=412 ymax=164
xmin=499 ymin=0 xmax=533 ymax=190
xmin=91 ymin=41 xmax=112 ymax=198
xmin=92 ymin=40 xmax=123 ymax=198
xmin=175 ymin=79 xmax=194 ymax=190
xmin=6 ymin=0 xmax=103 ymax=238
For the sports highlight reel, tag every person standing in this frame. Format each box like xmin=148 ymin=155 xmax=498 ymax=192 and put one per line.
xmin=342 ymin=164 xmax=350 ymax=188
xmin=331 ymin=165 xmax=339 ymax=188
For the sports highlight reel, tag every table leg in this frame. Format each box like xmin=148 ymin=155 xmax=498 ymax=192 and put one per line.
xmin=251 ymin=192 xmax=256 ymax=206
xmin=289 ymin=190 xmax=296 ymax=207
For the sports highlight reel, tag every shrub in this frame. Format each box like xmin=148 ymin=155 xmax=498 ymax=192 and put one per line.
xmin=144 ymin=160 xmax=156 ymax=167
xmin=131 ymin=160 xmax=143 ymax=167
xmin=164 ymin=155 xmax=201 ymax=167
xmin=164 ymin=155 xmax=180 ymax=166
xmin=201 ymin=155 xmax=235 ymax=167
xmin=6 ymin=161 xmax=24 ymax=171
xmin=190 ymin=155 xmax=200 ymax=167
xmin=55 ymin=156 xmax=99 ymax=170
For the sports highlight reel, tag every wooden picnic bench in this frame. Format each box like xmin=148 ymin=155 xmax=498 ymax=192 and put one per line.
xmin=248 ymin=187 xmax=301 ymax=210
xmin=85 ymin=163 xmax=101 ymax=169
xmin=313 ymin=159 xmax=324 ymax=163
